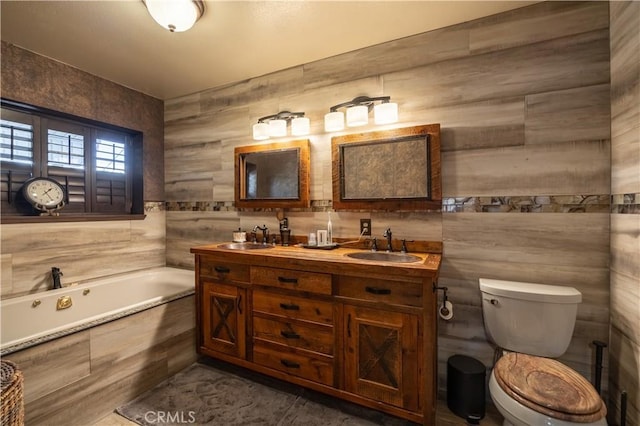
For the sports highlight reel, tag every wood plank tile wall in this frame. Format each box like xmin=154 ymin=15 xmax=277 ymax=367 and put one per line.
xmin=163 ymin=0 xmax=615 ymax=407
xmin=609 ymin=2 xmax=640 ymax=425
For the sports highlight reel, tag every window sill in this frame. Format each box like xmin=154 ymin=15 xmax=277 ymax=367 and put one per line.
xmin=1 ymin=214 xmax=147 ymax=224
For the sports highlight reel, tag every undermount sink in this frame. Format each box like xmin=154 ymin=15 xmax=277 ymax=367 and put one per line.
xmin=218 ymin=242 xmax=274 ymax=250
xmin=345 ymin=251 xmax=422 ymax=263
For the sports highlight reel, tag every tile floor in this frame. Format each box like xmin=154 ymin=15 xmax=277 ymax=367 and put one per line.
xmin=93 ymin=359 xmax=503 ymax=426
xmin=95 ymin=399 xmax=503 ymax=426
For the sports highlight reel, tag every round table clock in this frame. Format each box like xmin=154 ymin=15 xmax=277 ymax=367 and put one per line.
xmin=21 ymin=177 xmax=66 ymax=216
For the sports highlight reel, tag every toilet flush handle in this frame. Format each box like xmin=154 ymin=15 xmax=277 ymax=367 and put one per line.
xmin=484 ymin=297 xmax=499 ymax=306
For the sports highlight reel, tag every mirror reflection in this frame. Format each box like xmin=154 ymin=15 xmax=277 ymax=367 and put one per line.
xmin=243 ymin=150 xmax=299 ymax=199
xmin=331 ymin=124 xmax=441 ymax=211
xmin=235 ymin=140 xmax=310 ymax=209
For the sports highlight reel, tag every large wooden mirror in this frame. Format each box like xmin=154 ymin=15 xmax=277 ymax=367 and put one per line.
xmin=332 ymin=124 xmax=441 ymax=211
xmin=235 ymin=139 xmax=310 ymax=209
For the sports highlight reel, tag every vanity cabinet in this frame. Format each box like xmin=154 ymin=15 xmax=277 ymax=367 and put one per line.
xmin=343 ymin=304 xmax=421 ymax=412
xmin=198 ymin=256 xmax=249 ymax=359
xmin=192 ymin=245 xmax=441 ymax=424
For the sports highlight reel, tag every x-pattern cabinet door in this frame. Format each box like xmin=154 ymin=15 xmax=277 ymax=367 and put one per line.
xmin=343 ymin=304 xmax=421 ymax=412
xmin=202 ymin=281 xmax=246 ymax=359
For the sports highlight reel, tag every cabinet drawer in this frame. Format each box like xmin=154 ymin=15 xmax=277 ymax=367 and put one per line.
xmin=251 ymin=266 xmax=332 ymax=295
xmin=253 ymin=290 xmax=333 ymax=325
xmin=253 ymin=342 xmax=334 ymax=387
xmin=199 ymin=256 xmax=250 ymax=284
xmin=253 ymin=315 xmax=334 ymax=355
xmin=336 ymin=276 xmax=423 ymax=307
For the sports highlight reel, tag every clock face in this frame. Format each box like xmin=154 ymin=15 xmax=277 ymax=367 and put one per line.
xmin=23 ymin=178 xmax=65 ymax=210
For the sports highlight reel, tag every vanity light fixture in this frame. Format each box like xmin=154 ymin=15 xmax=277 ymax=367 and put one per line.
xmin=252 ymin=111 xmax=310 ymax=141
xmin=324 ymin=96 xmax=398 ymax=131
xmin=143 ymin=0 xmax=205 ymax=33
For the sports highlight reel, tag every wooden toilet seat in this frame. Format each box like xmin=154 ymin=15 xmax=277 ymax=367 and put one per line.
xmin=494 ymin=352 xmax=607 ymax=423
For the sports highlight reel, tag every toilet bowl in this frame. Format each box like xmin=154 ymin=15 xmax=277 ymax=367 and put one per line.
xmin=479 ymin=278 xmax=608 ymax=426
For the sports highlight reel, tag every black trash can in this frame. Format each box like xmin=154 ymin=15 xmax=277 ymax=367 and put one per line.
xmin=447 ymin=354 xmax=486 ymax=424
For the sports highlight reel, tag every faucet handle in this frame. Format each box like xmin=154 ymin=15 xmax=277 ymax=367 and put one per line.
xmin=400 ymin=239 xmax=415 ymax=253
xmin=370 ymin=237 xmax=378 ymax=252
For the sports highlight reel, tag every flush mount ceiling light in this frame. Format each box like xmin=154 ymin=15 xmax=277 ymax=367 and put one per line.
xmin=252 ymin=111 xmax=310 ymax=141
xmin=143 ymin=0 xmax=205 ymax=33
xmin=324 ymin=96 xmax=398 ymax=132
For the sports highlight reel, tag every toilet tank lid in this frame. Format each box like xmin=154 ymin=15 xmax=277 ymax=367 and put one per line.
xmin=479 ymin=278 xmax=582 ymax=303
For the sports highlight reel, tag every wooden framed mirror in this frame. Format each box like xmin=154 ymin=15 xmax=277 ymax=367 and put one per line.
xmin=235 ymin=139 xmax=310 ymax=209
xmin=331 ymin=124 xmax=441 ymax=211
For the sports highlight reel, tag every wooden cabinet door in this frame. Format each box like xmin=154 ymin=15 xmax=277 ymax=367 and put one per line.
xmin=202 ymin=281 xmax=246 ymax=359
xmin=343 ymin=304 xmax=421 ymax=412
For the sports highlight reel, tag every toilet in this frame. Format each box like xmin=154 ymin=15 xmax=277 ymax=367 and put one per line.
xmin=479 ymin=278 xmax=607 ymax=426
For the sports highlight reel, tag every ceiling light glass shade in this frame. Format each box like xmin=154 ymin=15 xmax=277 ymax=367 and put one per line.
xmin=324 ymin=111 xmax=345 ymax=132
xmin=268 ymin=119 xmax=287 ymax=137
xmin=346 ymin=105 xmax=368 ymax=127
xmin=374 ymin=102 xmax=398 ymax=125
xmin=291 ymin=117 xmax=310 ymax=136
xmin=144 ymin=0 xmax=204 ymax=32
xmin=252 ymin=122 xmax=270 ymax=140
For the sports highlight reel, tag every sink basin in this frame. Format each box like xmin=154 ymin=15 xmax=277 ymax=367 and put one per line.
xmin=345 ymin=251 xmax=422 ymax=263
xmin=218 ymin=242 xmax=274 ymax=250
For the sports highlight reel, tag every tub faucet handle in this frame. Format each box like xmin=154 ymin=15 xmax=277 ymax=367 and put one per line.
xmin=51 ymin=267 xmax=63 ymax=290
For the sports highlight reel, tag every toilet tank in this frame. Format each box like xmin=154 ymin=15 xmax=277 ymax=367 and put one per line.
xmin=479 ymin=278 xmax=582 ymax=358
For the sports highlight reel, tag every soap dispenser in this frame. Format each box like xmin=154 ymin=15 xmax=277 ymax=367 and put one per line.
xmin=279 ymin=218 xmax=291 ymax=246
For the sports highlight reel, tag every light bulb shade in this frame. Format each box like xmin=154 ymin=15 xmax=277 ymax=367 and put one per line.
xmin=346 ymin=105 xmax=369 ymax=127
xmin=144 ymin=0 xmax=203 ymax=32
xmin=252 ymin=122 xmax=270 ymax=140
xmin=268 ymin=119 xmax=287 ymax=137
xmin=291 ymin=117 xmax=310 ymax=136
xmin=374 ymin=102 xmax=398 ymax=125
xmin=324 ymin=111 xmax=345 ymax=132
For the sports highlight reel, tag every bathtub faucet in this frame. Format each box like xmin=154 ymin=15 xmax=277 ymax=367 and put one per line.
xmin=51 ymin=267 xmax=63 ymax=290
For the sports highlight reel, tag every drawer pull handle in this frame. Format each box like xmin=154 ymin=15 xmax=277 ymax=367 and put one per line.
xmin=280 ymin=359 xmax=300 ymax=369
xmin=214 ymin=266 xmax=230 ymax=273
xmin=278 ymin=276 xmax=298 ymax=284
xmin=279 ymin=303 xmax=300 ymax=311
xmin=365 ymin=286 xmax=391 ymax=295
xmin=280 ymin=330 xmax=300 ymax=339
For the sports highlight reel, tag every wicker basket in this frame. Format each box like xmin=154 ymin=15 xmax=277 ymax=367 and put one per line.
xmin=1 ymin=360 xmax=24 ymax=426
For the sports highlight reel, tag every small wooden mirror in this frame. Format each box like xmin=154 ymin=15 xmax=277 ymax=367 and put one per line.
xmin=332 ymin=124 xmax=441 ymax=211
xmin=235 ymin=139 xmax=310 ymax=209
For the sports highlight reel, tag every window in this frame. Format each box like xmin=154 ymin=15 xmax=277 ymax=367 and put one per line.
xmin=0 ymin=118 xmax=33 ymax=165
xmin=1 ymin=101 xmax=143 ymax=218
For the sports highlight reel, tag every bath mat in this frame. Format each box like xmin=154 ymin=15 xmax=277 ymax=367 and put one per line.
xmin=116 ymin=361 xmax=413 ymax=425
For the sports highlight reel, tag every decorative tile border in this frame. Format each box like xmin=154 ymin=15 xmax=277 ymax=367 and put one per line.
xmin=162 ymin=194 xmax=640 ymax=214
xmin=165 ymin=200 xmax=334 ymax=212
xmin=611 ymin=193 xmax=640 ymax=214
xmin=144 ymin=201 xmax=166 ymax=213
xmin=442 ymin=195 xmax=610 ymax=213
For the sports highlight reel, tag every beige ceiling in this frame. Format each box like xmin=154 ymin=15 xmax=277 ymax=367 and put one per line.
xmin=1 ymin=1 xmax=536 ymax=100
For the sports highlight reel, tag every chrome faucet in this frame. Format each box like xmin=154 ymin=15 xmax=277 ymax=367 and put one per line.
xmin=253 ymin=224 xmax=269 ymax=244
xmin=383 ymin=228 xmax=393 ymax=252
xmin=51 ymin=267 xmax=63 ymax=289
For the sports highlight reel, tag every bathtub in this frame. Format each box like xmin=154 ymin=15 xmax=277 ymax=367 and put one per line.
xmin=1 ymin=266 xmax=194 ymax=355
